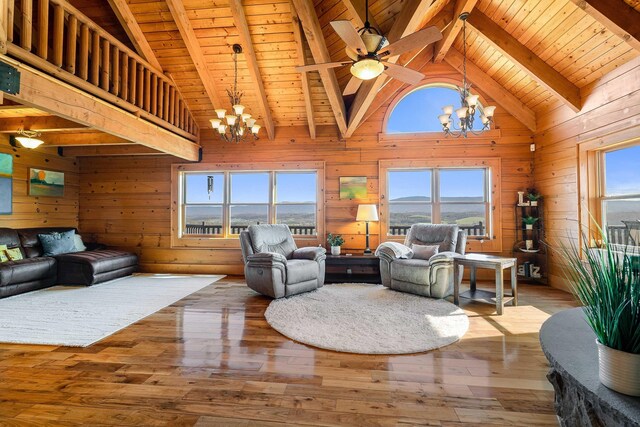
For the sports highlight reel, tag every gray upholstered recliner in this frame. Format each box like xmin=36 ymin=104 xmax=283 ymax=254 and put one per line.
xmin=375 ymin=224 xmax=467 ymax=298
xmin=239 ymin=224 xmax=326 ymax=298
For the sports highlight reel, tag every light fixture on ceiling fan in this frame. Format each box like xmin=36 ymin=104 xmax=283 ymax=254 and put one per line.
xmin=438 ymin=13 xmax=496 ymax=138
xmin=210 ymin=44 xmax=261 ymax=143
xmin=295 ymin=0 xmax=443 ymax=95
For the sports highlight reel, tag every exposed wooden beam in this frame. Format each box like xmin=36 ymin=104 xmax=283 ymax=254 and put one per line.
xmin=345 ymin=0 xmax=439 ymax=137
xmin=466 ymin=11 xmax=581 ymax=113
xmin=2 ymin=56 xmax=200 ymax=160
xmin=106 ymin=0 xmax=163 ymax=71
xmin=43 ymin=132 xmax=135 ymax=146
xmin=290 ymin=1 xmax=315 ymax=139
xmin=444 ymin=48 xmax=536 ymax=132
xmin=228 ymin=0 xmax=275 ymax=140
xmin=291 ymin=0 xmax=348 ymax=136
xmin=60 ymin=145 xmax=161 ymax=156
xmin=433 ymin=0 xmax=478 ymax=63
xmin=340 ymin=0 xmax=380 ymax=30
xmin=568 ymin=0 xmax=640 ymax=52
xmin=165 ymin=0 xmax=223 ymax=110
xmin=0 ymin=116 xmax=86 ymax=132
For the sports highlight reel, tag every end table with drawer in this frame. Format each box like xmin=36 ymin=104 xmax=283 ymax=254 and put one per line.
xmin=324 ymin=254 xmax=381 ymax=284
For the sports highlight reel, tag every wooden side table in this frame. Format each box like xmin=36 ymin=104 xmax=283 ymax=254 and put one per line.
xmin=325 ymin=254 xmax=381 ymax=284
xmin=453 ymin=254 xmax=518 ymax=315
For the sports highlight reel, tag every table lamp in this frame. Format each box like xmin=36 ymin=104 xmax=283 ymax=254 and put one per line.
xmin=356 ymin=204 xmax=379 ymax=254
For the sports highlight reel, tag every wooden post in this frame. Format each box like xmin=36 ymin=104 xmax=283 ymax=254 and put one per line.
xmin=163 ymin=81 xmax=170 ymax=121
xmin=36 ymin=0 xmax=48 ymax=59
xmin=90 ymin=31 xmax=99 ymax=85
xmin=150 ymin=74 xmax=157 ymax=115
xmin=120 ymin=51 xmax=128 ymax=101
xmin=100 ymin=38 xmax=109 ymax=91
xmin=78 ymin=24 xmax=89 ymax=79
xmin=21 ymin=0 xmax=33 ymax=50
xmin=168 ymin=86 xmax=175 ymax=125
xmin=136 ymin=64 xmax=144 ymax=108
xmin=111 ymin=45 xmax=119 ymax=95
xmin=65 ymin=14 xmax=77 ymax=74
xmin=128 ymin=57 xmax=136 ymax=105
xmin=157 ymin=79 xmax=164 ymax=120
xmin=52 ymin=3 xmax=63 ymax=66
xmin=144 ymin=68 xmax=150 ymax=111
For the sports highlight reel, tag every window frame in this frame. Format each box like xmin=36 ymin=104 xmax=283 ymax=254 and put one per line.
xmin=172 ymin=162 xmax=325 ymax=248
xmin=380 ymin=159 xmax=502 ymax=253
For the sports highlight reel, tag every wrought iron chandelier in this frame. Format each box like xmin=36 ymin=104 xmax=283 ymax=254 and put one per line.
xmin=438 ymin=13 xmax=496 ymax=138
xmin=210 ymin=44 xmax=261 ymax=143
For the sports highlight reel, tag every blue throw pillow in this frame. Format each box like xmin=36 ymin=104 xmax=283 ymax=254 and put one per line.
xmin=38 ymin=230 xmax=77 ymax=256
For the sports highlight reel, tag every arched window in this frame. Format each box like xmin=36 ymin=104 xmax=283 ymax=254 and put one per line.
xmin=386 ymin=84 xmax=486 ymax=133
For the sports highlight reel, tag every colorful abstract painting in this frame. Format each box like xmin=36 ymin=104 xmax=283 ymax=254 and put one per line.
xmin=29 ymin=168 xmax=64 ymax=197
xmin=340 ymin=176 xmax=367 ymax=200
xmin=0 ymin=153 xmax=12 ymax=215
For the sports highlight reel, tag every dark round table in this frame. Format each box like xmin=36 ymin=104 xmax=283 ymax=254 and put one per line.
xmin=540 ymin=308 xmax=640 ymax=426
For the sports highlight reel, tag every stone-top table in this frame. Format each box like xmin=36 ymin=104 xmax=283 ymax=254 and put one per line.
xmin=540 ymin=308 xmax=640 ymax=426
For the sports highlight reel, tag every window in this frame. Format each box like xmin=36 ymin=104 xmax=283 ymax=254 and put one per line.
xmin=386 ymin=84 xmax=487 ymax=134
xmin=599 ymin=144 xmax=640 ymax=246
xmin=175 ymin=163 xmax=323 ymax=244
xmin=387 ymin=168 xmax=490 ymax=238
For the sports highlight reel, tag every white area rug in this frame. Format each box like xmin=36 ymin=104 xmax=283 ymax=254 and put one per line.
xmin=0 ymin=274 xmax=224 ymax=347
xmin=265 ymin=284 xmax=469 ymax=354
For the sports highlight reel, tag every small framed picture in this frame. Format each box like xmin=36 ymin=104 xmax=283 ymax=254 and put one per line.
xmin=29 ymin=168 xmax=65 ymax=197
xmin=340 ymin=176 xmax=367 ymax=200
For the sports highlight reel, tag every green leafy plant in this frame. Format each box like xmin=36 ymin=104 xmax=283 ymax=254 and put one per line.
xmin=561 ymin=231 xmax=640 ymax=354
xmin=522 ymin=216 xmax=539 ymax=225
xmin=327 ymin=233 xmax=344 ymax=247
xmin=526 ymin=189 xmax=542 ymax=201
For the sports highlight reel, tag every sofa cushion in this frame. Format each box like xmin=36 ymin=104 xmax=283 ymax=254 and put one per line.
xmin=5 ymin=247 xmax=23 ymax=261
xmin=286 ymin=259 xmax=319 ymax=285
xmin=0 ymin=228 xmax=21 ymax=252
xmin=38 ymin=230 xmax=77 ymax=256
xmin=74 ymin=235 xmax=87 ymax=252
xmin=248 ymin=224 xmax=297 ymax=259
xmin=0 ymin=257 xmax=56 ymax=287
xmin=18 ymin=227 xmax=77 ymax=258
xmin=390 ymin=258 xmax=432 ymax=286
xmin=55 ymin=250 xmax=137 ymax=275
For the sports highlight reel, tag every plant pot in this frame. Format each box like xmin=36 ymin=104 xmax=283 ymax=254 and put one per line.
xmin=596 ymin=340 xmax=640 ymax=396
xmin=331 ymin=246 xmax=341 ymax=256
xmin=525 ymin=240 xmax=533 ymax=250
xmin=530 ymin=200 xmax=538 ymax=206
xmin=525 ymin=224 xmax=533 ymax=230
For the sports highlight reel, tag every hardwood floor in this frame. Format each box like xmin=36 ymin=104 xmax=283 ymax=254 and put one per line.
xmin=0 ymin=277 xmax=578 ymax=426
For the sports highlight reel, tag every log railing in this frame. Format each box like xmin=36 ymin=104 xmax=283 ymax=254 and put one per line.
xmin=3 ymin=0 xmax=198 ymax=140
xmin=185 ymin=224 xmax=317 ymax=236
xmin=389 ymin=223 xmax=486 ymax=237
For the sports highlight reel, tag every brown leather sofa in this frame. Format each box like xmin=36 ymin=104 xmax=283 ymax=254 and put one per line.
xmin=0 ymin=227 xmax=138 ymax=299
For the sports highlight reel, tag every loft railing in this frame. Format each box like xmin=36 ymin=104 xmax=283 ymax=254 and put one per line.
xmin=3 ymin=0 xmax=198 ymax=140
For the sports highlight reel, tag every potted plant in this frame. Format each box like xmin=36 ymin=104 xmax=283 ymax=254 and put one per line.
xmin=561 ymin=233 xmax=640 ymax=396
xmin=522 ymin=216 xmax=539 ymax=230
xmin=526 ymin=190 xmax=542 ymax=206
xmin=327 ymin=233 xmax=344 ymax=256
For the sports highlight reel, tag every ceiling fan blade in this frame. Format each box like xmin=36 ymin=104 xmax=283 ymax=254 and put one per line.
xmin=378 ymin=26 xmax=442 ymax=57
xmin=295 ymin=62 xmax=351 ymax=72
xmin=330 ymin=20 xmax=368 ymax=53
xmin=343 ymin=75 xmax=363 ymax=95
xmin=381 ymin=62 xmax=425 ymax=85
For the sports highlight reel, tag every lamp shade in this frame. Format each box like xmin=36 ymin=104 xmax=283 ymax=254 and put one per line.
xmin=356 ymin=204 xmax=379 ymax=222
xmin=15 ymin=136 xmax=44 ymax=149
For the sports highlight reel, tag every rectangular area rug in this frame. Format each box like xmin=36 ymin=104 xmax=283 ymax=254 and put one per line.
xmin=0 ymin=274 xmax=224 ymax=347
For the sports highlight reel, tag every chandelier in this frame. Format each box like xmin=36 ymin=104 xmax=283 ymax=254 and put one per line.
xmin=14 ymin=129 xmax=44 ymax=149
xmin=210 ymin=44 xmax=261 ymax=143
xmin=438 ymin=13 xmax=496 ymax=138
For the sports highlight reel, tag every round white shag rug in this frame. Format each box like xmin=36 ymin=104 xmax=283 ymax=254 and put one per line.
xmin=264 ymin=284 xmax=469 ymax=354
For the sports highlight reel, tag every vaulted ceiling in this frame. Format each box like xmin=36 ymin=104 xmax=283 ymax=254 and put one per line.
xmin=66 ymin=0 xmax=640 ymax=138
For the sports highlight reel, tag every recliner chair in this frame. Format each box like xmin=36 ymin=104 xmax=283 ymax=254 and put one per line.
xmin=375 ymin=224 xmax=466 ymax=298
xmin=239 ymin=224 xmax=326 ymax=298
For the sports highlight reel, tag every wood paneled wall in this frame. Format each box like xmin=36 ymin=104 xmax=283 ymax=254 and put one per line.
xmin=0 ymin=135 xmax=79 ymax=229
xmin=78 ymin=65 xmax=534 ymax=275
xmin=534 ymin=57 xmax=640 ymax=291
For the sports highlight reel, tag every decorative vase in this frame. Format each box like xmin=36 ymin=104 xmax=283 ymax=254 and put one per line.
xmin=596 ymin=340 xmax=640 ymax=396
xmin=530 ymin=200 xmax=538 ymax=206
xmin=525 ymin=224 xmax=533 ymax=230
xmin=331 ymin=246 xmax=341 ymax=256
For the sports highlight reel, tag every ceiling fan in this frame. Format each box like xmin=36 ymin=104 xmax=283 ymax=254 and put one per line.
xmin=295 ymin=2 xmax=442 ymax=95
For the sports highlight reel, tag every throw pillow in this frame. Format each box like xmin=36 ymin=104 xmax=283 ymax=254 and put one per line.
xmin=411 ymin=243 xmax=439 ymax=260
xmin=38 ymin=230 xmax=77 ymax=256
xmin=5 ymin=247 xmax=23 ymax=261
xmin=0 ymin=244 xmax=8 ymax=262
xmin=74 ymin=234 xmax=87 ymax=252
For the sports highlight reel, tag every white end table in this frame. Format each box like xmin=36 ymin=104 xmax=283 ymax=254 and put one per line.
xmin=453 ymin=254 xmax=518 ymax=315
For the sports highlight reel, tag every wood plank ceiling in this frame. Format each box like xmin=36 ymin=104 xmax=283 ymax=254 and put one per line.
xmin=65 ymin=0 xmax=639 ymax=137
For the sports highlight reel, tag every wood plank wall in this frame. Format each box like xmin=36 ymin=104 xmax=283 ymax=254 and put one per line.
xmin=534 ymin=57 xmax=640 ymax=291
xmin=78 ymin=65 xmax=534 ymax=275
xmin=0 ymin=135 xmax=80 ymax=229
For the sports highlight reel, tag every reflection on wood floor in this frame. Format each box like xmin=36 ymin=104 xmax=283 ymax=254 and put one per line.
xmin=0 ymin=277 xmax=578 ymax=426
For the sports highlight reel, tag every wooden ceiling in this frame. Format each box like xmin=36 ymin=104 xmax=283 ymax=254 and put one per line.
xmin=48 ymin=0 xmax=640 ymax=137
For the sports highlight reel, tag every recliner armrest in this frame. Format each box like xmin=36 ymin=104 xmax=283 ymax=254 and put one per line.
xmin=428 ymin=251 xmax=462 ymax=266
xmin=375 ymin=242 xmax=413 ymax=261
xmin=246 ymin=252 xmax=287 ymax=267
xmin=292 ymin=246 xmax=326 ymax=261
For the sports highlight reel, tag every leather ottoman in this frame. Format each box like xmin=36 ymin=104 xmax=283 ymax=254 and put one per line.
xmin=55 ymin=250 xmax=138 ymax=286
